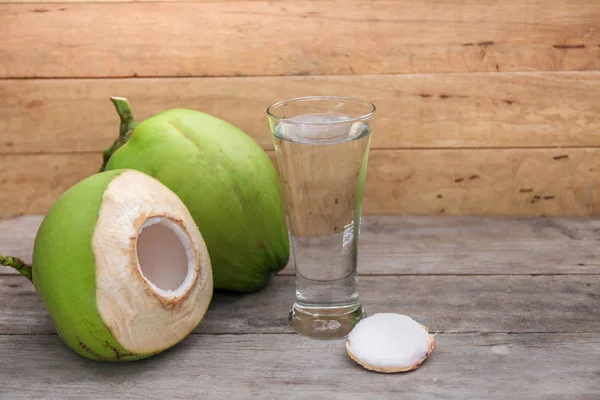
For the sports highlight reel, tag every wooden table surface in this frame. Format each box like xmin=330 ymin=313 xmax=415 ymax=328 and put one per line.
xmin=1 ymin=215 xmax=599 ymax=399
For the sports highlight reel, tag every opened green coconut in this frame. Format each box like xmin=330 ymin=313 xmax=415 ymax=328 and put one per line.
xmin=0 ymin=169 xmax=213 ymax=361
xmin=101 ymin=97 xmax=289 ymax=293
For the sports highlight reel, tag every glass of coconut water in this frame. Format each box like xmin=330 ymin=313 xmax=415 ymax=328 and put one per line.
xmin=267 ymin=96 xmax=376 ymax=339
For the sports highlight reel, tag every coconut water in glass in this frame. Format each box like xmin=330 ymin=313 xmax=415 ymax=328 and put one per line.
xmin=267 ymin=96 xmax=375 ymax=339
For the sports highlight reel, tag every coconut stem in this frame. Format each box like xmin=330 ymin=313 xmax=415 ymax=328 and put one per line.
xmin=110 ymin=97 xmax=138 ymax=138
xmin=0 ymin=254 xmax=32 ymax=281
xmin=100 ymin=97 xmax=139 ymax=172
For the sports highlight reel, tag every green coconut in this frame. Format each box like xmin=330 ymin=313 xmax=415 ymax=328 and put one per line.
xmin=100 ymin=97 xmax=289 ymax=293
xmin=1 ymin=169 xmax=213 ymax=361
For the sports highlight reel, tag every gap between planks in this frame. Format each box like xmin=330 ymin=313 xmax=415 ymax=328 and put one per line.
xmin=1 ymin=69 xmax=600 ymax=80
xmin=0 ymin=330 xmax=593 ymax=336
xmin=5 ymin=146 xmax=600 ymax=157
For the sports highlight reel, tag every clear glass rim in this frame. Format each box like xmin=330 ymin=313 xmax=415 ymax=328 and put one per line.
xmin=266 ymin=96 xmax=376 ymax=125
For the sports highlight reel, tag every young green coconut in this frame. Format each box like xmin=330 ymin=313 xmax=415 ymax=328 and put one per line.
xmin=101 ymin=97 xmax=289 ymax=293
xmin=0 ymin=169 xmax=213 ymax=361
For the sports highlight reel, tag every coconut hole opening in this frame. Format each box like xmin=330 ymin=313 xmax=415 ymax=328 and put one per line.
xmin=136 ymin=217 xmax=196 ymax=296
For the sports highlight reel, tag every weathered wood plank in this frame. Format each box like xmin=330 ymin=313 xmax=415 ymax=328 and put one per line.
xmin=368 ymin=148 xmax=600 ymax=217
xmin=1 ymin=333 xmax=599 ymax=399
xmin=3 ymin=215 xmax=600 ymax=276
xmin=2 ymin=274 xmax=598 ymax=335
xmin=3 ymin=73 xmax=600 ymax=153
xmin=356 ymin=216 xmax=600 ymax=275
xmin=1 ymin=1 xmax=599 ymax=78
xmin=8 ymin=0 xmax=262 ymax=1
xmin=2 ymin=148 xmax=600 ymax=218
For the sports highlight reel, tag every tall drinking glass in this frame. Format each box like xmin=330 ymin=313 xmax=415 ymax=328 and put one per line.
xmin=267 ymin=96 xmax=375 ymax=339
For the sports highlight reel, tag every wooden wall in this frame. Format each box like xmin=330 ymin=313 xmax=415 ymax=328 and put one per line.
xmin=1 ymin=0 xmax=600 ymax=217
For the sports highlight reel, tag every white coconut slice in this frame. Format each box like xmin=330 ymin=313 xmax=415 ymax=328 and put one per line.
xmin=93 ymin=170 xmax=213 ymax=355
xmin=346 ymin=313 xmax=435 ymax=373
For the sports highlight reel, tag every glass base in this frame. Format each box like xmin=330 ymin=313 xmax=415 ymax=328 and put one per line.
xmin=288 ymin=302 xmax=364 ymax=339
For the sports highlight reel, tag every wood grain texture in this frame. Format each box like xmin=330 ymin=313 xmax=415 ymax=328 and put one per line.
xmin=3 ymin=215 xmax=600 ymax=276
xmin=1 ymin=1 xmax=599 ymax=78
xmin=368 ymin=148 xmax=600 ymax=217
xmin=1 ymin=333 xmax=599 ymax=399
xmin=13 ymin=0 xmax=264 ymax=1
xmin=2 ymin=274 xmax=599 ymax=335
xmin=3 ymin=73 xmax=600 ymax=153
xmin=356 ymin=216 xmax=600 ymax=275
xmin=2 ymin=148 xmax=600 ymax=218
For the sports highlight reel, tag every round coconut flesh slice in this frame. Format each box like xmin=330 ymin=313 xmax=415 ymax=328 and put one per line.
xmin=346 ymin=313 xmax=435 ymax=373
xmin=29 ymin=169 xmax=213 ymax=361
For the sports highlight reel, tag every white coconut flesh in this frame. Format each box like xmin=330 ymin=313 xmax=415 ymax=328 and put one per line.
xmin=92 ymin=170 xmax=213 ymax=355
xmin=346 ymin=313 xmax=435 ymax=373
xmin=136 ymin=216 xmax=196 ymax=297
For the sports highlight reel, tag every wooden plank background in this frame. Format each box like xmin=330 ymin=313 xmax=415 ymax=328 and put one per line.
xmin=2 ymin=1 xmax=600 ymax=77
xmin=1 ymin=0 xmax=600 ymax=216
xmin=3 ymin=73 xmax=600 ymax=153
xmin=3 ymin=149 xmax=600 ymax=218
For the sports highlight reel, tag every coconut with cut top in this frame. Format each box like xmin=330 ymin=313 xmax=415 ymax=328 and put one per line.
xmin=346 ymin=313 xmax=436 ymax=373
xmin=1 ymin=169 xmax=213 ymax=361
